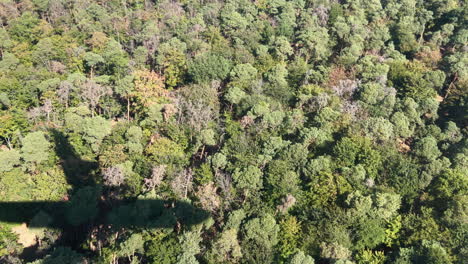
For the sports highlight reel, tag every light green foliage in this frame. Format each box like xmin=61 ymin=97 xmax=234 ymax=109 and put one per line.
xmin=303 ymin=155 xmax=332 ymax=179
xmin=119 ymin=233 xmax=144 ymax=260
xmin=32 ymin=169 xmax=70 ymax=200
xmin=265 ymin=63 xmax=291 ymax=102
xmin=82 ymin=116 xmax=112 ymax=152
xmin=64 ymin=106 xmax=90 ymax=132
xmin=278 ymin=216 xmax=301 ymax=260
xmin=357 ymin=56 xmax=390 ymax=82
xmin=274 ymin=36 xmax=293 ymax=61
xmin=83 ymin=52 xmax=104 ymax=69
xmin=355 ymin=249 xmax=386 ymax=264
xmin=199 ymin=129 xmax=216 ymax=146
xmin=374 ymin=192 xmax=401 ymax=220
xmin=0 ymin=92 xmax=11 ymax=109
xmin=208 ymin=228 xmax=242 ymax=263
xmin=0 ymin=168 xmax=33 ymax=201
xmin=394 ymin=239 xmax=454 ymax=264
xmin=300 ymin=127 xmax=333 ymax=149
xmin=314 ymin=107 xmax=341 ymax=127
xmin=443 ymin=121 xmax=462 ymax=143
xmin=384 ymin=215 xmax=402 ymax=247
xmin=0 ymin=149 xmax=20 ymax=172
xmin=224 ymin=209 xmax=246 ymax=230
xmin=210 ymin=153 xmax=227 ymax=170
xmin=102 ymin=39 xmax=129 ymax=76
xmin=363 ymin=117 xmax=394 ymax=142
xmin=0 ymin=53 xmax=20 ymax=72
xmin=157 ymin=38 xmax=187 ymax=88
xmin=320 ymin=242 xmax=352 ymax=261
xmin=144 ymin=103 xmax=165 ymax=124
xmin=393 ymin=247 xmax=417 ymax=264
xmin=344 ymin=191 xmax=401 ymax=250
xmin=288 ymin=250 xmax=315 ymax=264
xmin=352 ymin=217 xmax=387 ymax=250
xmin=243 ymin=215 xmax=278 ymax=245
xmin=177 ymin=230 xmax=202 ymax=264
xmin=388 ymin=61 xmax=438 ymax=100
xmin=225 ymin=86 xmax=247 ymax=104
xmin=115 ymin=161 xmax=141 ymax=195
xmin=391 ymin=112 xmax=413 ymax=138
xmin=145 ymin=137 xmax=186 ymax=165
xmin=232 ymin=165 xmax=263 ymax=191
xmin=420 ymin=240 xmax=453 ymax=264
xmin=248 ymin=101 xmax=270 ymax=117
xmin=21 ymin=131 xmax=50 ymax=169
xmin=297 ymin=15 xmax=331 ymax=61
xmin=262 ymin=136 xmax=290 ymax=159
xmin=357 ymin=82 xmax=396 ymax=117
xmin=126 ymin=126 xmax=143 ymax=154
xmin=220 ymin=3 xmax=249 ymax=36
xmin=345 ymin=190 xmax=372 ymax=210
xmin=359 ymin=83 xmax=382 ymax=105
xmin=431 ymin=168 xmax=468 ymax=200
xmin=414 ymin=136 xmax=441 ymax=162
xmin=261 ymin=109 xmax=286 ymax=128
xmin=0 ymin=28 xmax=13 ymax=52
xmin=230 ymin=63 xmax=257 ymax=85
xmin=345 ymin=191 xmax=401 ymax=220
xmin=0 ymin=224 xmax=20 ymax=257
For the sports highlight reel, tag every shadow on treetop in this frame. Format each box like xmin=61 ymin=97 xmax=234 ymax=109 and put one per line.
xmin=0 ymin=129 xmax=209 ymax=229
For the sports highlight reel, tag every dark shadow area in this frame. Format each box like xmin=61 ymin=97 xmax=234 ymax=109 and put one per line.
xmin=50 ymin=129 xmax=98 ymax=186
xmin=0 ymin=200 xmax=209 ymax=228
xmin=0 ymin=128 xmax=209 ymax=260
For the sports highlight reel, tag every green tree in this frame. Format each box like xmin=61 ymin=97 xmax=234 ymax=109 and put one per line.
xmin=0 ymin=149 xmax=21 ymax=173
xmin=414 ymin=136 xmax=441 ymax=162
xmin=188 ymin=53 xmax=232 ymax=83
xmin=278 ymin=216 xmax=301 ymax=261
xmin=232 ymin=165 xmax=263 ymax=192
xmin=156 ymin=38 xmax=187 ymax=88
xmin=66 ymin=186 xmax=101 ymax=226
xmin=242 ymin=214 xmax=279 ymax=263
xmin=125 ymin=126 xmax=143 ymax=155
xmin=288 ymin=251 xmax=315 ymax=264
xmin=82 ymin=116 xmax=112 ymax=153
xmin=21 ymin=131 xmax=51 ymax=170
xmin=119 ymin=233 xmax=144 ymax=263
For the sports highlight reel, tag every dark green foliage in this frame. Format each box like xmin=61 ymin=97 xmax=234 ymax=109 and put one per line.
xmin=66 ymin=186 xmax=101 ymax=226
xmin=32 ymin=247 xmax=85 ymax=264
xmin=388 ymin=61 xmax=440 ymax=100
xmin=146 ymin=234 xmax=181 ymax=264
xmin=188 ymin=53 xmax=233 ymax=83
xmin=333 ymin=136 xmax=382 ymax=178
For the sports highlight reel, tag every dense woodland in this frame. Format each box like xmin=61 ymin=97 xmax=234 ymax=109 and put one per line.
xmin=0 ymin=0 xmax=467 ymax=263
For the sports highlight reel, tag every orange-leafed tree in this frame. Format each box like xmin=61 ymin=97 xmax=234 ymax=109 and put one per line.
xmin=131 ymin=69 xmax=168 ymax=109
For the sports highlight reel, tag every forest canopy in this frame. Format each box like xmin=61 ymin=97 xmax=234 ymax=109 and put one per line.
xmin=0 ymin=0 xmax=467 ymax=263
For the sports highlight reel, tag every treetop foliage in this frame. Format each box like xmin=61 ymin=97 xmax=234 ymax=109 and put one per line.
xmin=0 ymin=0 xmax=467 ymax=263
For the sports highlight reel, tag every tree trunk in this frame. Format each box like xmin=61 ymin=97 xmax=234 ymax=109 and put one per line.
xmin=200 ymin=145 xmax=205 ymax=159
xmin=419 ymin=24 xmax=425 ymax=45
xmin=127 ymin=96 xmax=130 ymax=121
